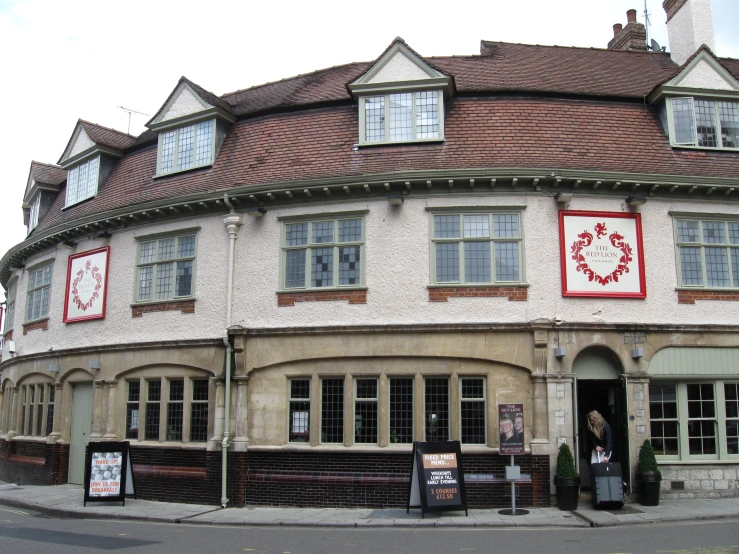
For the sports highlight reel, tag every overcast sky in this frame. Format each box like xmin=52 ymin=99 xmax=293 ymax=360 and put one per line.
xmin=1 ymin=0 xmax=738 ymax=276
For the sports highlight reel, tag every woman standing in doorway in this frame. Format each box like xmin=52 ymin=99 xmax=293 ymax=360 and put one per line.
xmin=586 ymin=410 xmax=613 ymax=464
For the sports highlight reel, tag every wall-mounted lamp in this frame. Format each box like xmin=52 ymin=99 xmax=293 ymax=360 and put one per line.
xmin=631 ymin=347 xmax=644 ymax=359
xmin=246 ymin=207 xmax=267 ymax=218
xmin=62 ymin=240 xmax=78 ymax=248
xmin=555 ymin=191 xmax=573 ymax=204
xmin=94 ymin=230 xmax=112 ymax=239
xmin=626 ymin=195 xmax=647 ymax=207
xmin=7 ymin=340 xmax=16 ymax=355
xmin=48 ymin=364 xmax=60 ymax=373
xmin=554 ymin=347 xmax=566 ymax=359
xmin=89 ymin=361 xmax=101 ymax=371
xmin=387 ymin=194 xmax=404 ymax=206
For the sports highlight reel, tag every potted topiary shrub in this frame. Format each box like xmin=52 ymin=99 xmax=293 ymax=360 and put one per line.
xmin=637 ymin=439 xmax=661 ymax=506
xmin=555 ymin=442 xmax=580 ymax=510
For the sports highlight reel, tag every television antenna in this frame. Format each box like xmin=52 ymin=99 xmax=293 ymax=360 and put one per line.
xmin=644 ymin=0 xmax=652 ymax=48
xmin=118 ymin=106 xmax=150 ymax=134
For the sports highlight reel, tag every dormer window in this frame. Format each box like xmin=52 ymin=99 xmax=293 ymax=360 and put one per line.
xmin=361 ymin=91 xmax=441 ymax=144
xmin=65 ymin=156 xmax=100 ymax=207
xmin=28 ymin=194 xmax=41 ymax=231
xmin=670 ymin=97 xmax=739 ymax=149
xmin=157 ymin=119 xmax=214 ymax=175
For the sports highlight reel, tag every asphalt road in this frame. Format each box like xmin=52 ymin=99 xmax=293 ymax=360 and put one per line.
xmin=0 ymin=506 xmax=737 ymax=553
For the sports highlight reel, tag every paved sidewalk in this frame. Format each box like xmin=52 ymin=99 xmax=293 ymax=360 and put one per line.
xmin=0 ymin=483 xmax=737 ymax=528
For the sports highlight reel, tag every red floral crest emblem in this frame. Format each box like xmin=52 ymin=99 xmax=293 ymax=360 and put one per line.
xmin=71 ymin=259 xmax=103 ymax=311
xmin=570 ymin=222 xmax=633 ymax=286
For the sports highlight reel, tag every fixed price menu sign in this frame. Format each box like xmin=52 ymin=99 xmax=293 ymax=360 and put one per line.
xmin=407 ymin=441 xmax=467 ymax=517
xmin=84 ymin=441 xmax=136 ymax=506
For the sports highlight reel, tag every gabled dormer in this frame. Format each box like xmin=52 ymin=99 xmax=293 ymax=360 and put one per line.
xmin=23 ymin=161 xmax=66 ymax=234
xmin=347 ymin=38 xmax=454 ymax=146
xmin=146 ymin=77 xmax=235 ymax=177
xmin=58 ymin=120 xmax=136 ymax=208
xmin=649 ymin=46 xmax=739 ymax=151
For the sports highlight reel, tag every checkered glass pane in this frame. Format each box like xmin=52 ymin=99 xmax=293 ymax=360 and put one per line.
xmin=321 ymin=378 xmax=344 ymax=443
xmin=178 ymin=235 xmax=196 ymax=258
xmin=82 ymin=157 xmax=99 ymax=201
xmin=338 ymin=247 xmax=360 ymax=285
xmin=425 ymin=378 xmax=449 ymax=442
xmin=729 ymin=224 xmax=739 ymax=245
xmin=311 ymin=221 xmax=333 ymax=244
xmin=672 ymin=98 xmax=696 ymax=144
xmin=176 ymin=261 xmax=193 ymax=296
xmin=365 ymin=96 xmax=385 ymax=142
xmin=286 ymin=223 xmax=308 ymax=246
xmin=355 ymin=379 xmax=378 ymax=444
xmin=496 ymin=242 xmax=520 ymax=281
xmin=415 ymin=91 xmax=439 ymax=139
xmin=436 ymin=243 xmax=459 ymax=282
xmin=389 ymin=93 xmax=413 ymax=141
xmin=705 ymin=247 xmax=730 ymax=287
xmin=139 ymin=241 xmax=156 ymax=264
xmin=461 ymin=378 xmax=485 ymax=444
xmin=702 ymin=222 xmax=725 ymax=244
xmin=167 ymin=379 xmax=184 ymax=441
xmin=160 ymin=131 xmax=176 ymax=173
xmin=338 ymin=219 xmax=362 ymax=242
xmin=145 ymin=380 xmax=161 ymax=441
xmin=159 ymin=239 xmax=175 ymax=261
xmin=434 ymin=215 xmax=460 ymax=238
xmin=195 ymin=121 xmax=213 ymax=166
xmin=390 ymin=378 xmax=413 ymax=444
xmin=493 ymin=215 xmax=519 ymax=238
xmin=289 ymin=379 xmax=311 ymax=443
xmin=718 ymin=101 xmax=739 ymax=148
xmin=464 ymin=242 xmax=490 ymax=283
xmin=679 ymin=247 xmax=703 ymax=285
xmin=190 ymin=380 xmax=208 ymax=442
xmin=66 ymin=167 xmax=79 ymax=206
xmin=695 ymin=100 xmax=717 ymax=147
xmin=285 ymin=250 xmax=306 ymax=288
xmin=138 ymin=266 xmax=153 ymax=300
xmin=156 ymin=262 xmax=174 ymax=299
xmin=677 ymin=220 xmax=700 ymax=243
xmin=177 ymin=125 xmax=195 ymax=170
xmin=732 ymin=250 xmax=739 ymax=287
xmin=464 ymin=215 xmax=489 ymax=238
xmin=311 ymin=248 xmax=333 ymax=287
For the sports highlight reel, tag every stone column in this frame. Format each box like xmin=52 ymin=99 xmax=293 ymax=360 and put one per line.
xmin=231 ymin=376 xmax=249 ymax=452
xmin=213 ymin=379 xmax=225 ymax=444
xmin=6 ymin=387 xmax=19 ymax=439
xmin=103 ymin=381 xmax=118 ymax=439
xmin=378 ymin=373 xmax=388 ymax=447
xmin=414 ymin=373 xmax=424 ymax=442
xmin=14 ymin=386 xmax=23 ymax=437
xmin=531 ymin=375 xmax=548 ymax=441
xmin=48 ymin=382 xmax=63 ymax=443
xmin=90 ymin=380 xmax=105 ymax=439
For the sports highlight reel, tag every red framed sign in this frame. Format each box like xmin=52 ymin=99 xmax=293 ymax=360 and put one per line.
xmin=559 ymin=211 xmax=646 ymax=298
xmin=63 ymin=246 xmax=111 ymax=323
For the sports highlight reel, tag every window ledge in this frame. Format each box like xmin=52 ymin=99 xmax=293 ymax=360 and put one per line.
xmin=428 ymin=285 xmax=528 ymax=302
xmin=252 ymin=444 xmax=530 ymax=454
xmin=670 ymin=144 xmax=739 ymax=153
xmin=153 ymin=164 xmax=213 ymax=180
xmin=126 ymin=440 xmax=208 ymax=450
xmin=428 ymin=283 xmax=529 ymax=289
xmin=131 ymin=299 xmax=196 ymax=318
xmin=359 ymin=138 xmax=444 ymax=148
xmin=675 ymin=287 xmax=739 ymax=292
xmin=277 ymin=288 xmax=368 ymax=307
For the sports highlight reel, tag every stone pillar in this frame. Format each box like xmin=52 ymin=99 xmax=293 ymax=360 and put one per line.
xmin=379 ymin=373 xmax=388 ymax=447
xmin=531 ymin=375 xmax=549 ymax=442
xmin=90 ymin=380 xmax=105 ymax=438
xmin=310 ymin=374 xmax=320 ymax=447
xmin=48 ymin=382 xmax=63 ymax=443
xmin=414 ymin=373 xmax=424 ymax=442
xmin=6 ymin=387 xmax=19 ymax=439
xmin=103 ymin=381 xmax=118 ymax=439
xmin=231 ymin=376 xmax=249 ymax=452
xmin=14 ymin=386 xmax=23 ymax=437
xmin=213 ymin=379 xmax=225 ymax=444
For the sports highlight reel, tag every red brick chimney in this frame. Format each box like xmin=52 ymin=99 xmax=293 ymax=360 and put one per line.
xmin=607 ymin=9 xmax=648 ymax=51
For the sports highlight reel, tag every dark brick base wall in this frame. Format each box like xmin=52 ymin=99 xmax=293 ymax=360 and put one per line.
xmin=244 ymin=451 xmax=550 ymax=509
xmin=0 ymin=439 xmax=69 ymax=485
xmin=128 ymin=446 xmax=246 ymax=506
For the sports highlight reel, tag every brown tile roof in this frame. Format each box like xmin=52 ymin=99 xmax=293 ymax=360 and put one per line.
xmin=79 ymin=120 xmax=136 ymax=151
xmin=30 ymin=161 xmax=66 ymax=186
xmin=32 ymin=96 xmax=739 ymax=235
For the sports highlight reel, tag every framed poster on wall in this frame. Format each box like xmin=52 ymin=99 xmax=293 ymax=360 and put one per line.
xmin=559 ymin=211 xmax=646 ymax=298
xmin=63 ymin=246 xmax=110 ymax=323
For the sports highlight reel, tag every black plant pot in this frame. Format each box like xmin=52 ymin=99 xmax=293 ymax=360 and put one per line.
xmin=555 ymin=476 xmax=580 ymax=510
xmin=638 ymin=473 xmax=661 ymax=506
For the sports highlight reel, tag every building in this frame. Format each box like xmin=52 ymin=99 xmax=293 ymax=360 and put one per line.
xmin=1 ymin=0 xmax=738 ymax=508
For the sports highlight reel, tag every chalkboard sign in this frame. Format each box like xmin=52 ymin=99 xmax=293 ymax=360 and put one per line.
xmin=83 ymin=441 xmax=136 ymax=506
xmin=407 ymin=441 xmax=467 ymax=517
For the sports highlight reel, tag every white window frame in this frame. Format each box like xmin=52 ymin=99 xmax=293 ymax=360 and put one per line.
xmin=156 ymin=119 xmax=216 ymax=176
xmin=135 ymin=231 xmax=198 ymax=303
xmin=650 ymin=380 xmax=739 ymax=461
xmin=280 ymin=213 xmax=366 ymax=291
xmin=25 ymin=263 xmax=53 ymax=323
xmin=673 ymin=216 xmax=739 ymax=289
xmin=65 ymin=156 xmax=100 ymax=208
xmin=429 ymin=209 xmax=525 ymax=286
xmin=359 ymin=90 xmax=444 ymax=146
xmin=667 ymin=97 xmax=739 ymax=150
xmin=28 ymin=194 xmax=41 ymax=231
xmin=4 ymin=279 xmax=17 ymax=333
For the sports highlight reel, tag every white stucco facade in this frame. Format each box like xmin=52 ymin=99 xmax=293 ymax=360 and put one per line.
xmin=666 ymin=0 xmax=715 ymax=66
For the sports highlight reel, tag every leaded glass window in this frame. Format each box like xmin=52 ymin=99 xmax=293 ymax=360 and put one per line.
xmin=28 ymin=194 xmax=41 ymax=232
xmin=362 ymin=91 xmax=442 ymax=143
xmin=390 ymin=378 xmax=413 ymax=444
xmin=25 ymin=264 xmax=52 ymax=322
xmin=136 ymin=234 xmax=196 ymax=301
xmin=425 ymin=378 xmax=449 ymax=442
xmin=675 ymin=218 xmax=739 ymax=288
xmin=650 ymin=384 xmax=679 ymax=456
xmin=145 ymin=379 xmax=161 ymax=441
xmin=158 ymin=120 xmax=214 ymax=175
xmin=190 ymin=379 xmax=209 ymax=442
xmin=354 ymin=379 xmax=378 ymax=444
xmin=431 ymin=212 xmax=523 ymax=285
xmin=460 ymin=378 xmax=486 ymax=444
xmin=670 ymin=97 xmax=739 ymax=149
xmin=282 ymin=217 xmax=364 ymax=290
xmin=126 ymin=381 xmax=140 ymax=440
xmin=321 ymin=378 xmax=344 ymax=444
xmin=4 ymin=280 xmax=16 ymax=333
xmin=289 ymin=379 xmax=311 ymax=443
xmin=65 ymin=156 xmax=100 ymax=207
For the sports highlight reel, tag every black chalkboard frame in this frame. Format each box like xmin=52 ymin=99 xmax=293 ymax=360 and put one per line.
xmin=407 ymin=440 xmax=468 ymax=517
xmin=83 ymin=441 xmax=136 ymax=507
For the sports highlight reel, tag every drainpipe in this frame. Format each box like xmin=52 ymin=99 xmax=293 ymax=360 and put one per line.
xmin=221 ymin=194 xmax=243 ymax=508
